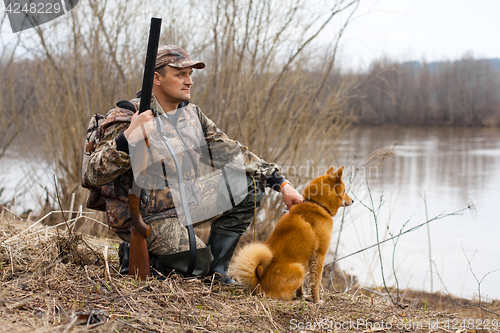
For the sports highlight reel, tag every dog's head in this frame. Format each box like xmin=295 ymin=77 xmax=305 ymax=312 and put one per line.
xmin=302 ymin=165 xmax=353 ymax=215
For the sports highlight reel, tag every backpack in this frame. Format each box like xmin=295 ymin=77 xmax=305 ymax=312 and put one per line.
xmin=81 ymin=100 xmax=138 ymax=211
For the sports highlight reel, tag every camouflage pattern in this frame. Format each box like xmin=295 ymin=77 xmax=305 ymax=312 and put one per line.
xmin=132 ymin=102 xmax=207 ymax=216
xmin=211 ymin=174 xmax=265 ymax=236
xmin=155 ymin=45 xmax=205 ymax=70
xmin=116 ymin=217 xmax=206 ymax=256
xmin=197 ymin=107 xmax=280 ymax=186
xmin=86 ymin=107 xmax=135 ymax=188
xmin=87 ymin=95 xmax=280 ymax=238
xmin=116 ymin=175 xmax=265 ymax=256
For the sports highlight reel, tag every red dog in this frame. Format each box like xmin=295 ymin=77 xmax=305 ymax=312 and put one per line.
xmin=230 ymin=166 xmax=352 ymax=302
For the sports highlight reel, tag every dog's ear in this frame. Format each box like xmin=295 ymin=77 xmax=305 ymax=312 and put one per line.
xmin=333 ymin=165 xmax=344 ymax=179
xmin=327 ymin=166 xmax=335 ymax=176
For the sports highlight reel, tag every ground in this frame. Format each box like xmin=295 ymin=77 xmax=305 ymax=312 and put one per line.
xmin=0 ymin=208 xmax=498 ymax=332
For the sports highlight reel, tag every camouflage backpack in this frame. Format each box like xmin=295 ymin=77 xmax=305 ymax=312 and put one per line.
xmin=81 ymin=100 xmax=138 ymax=211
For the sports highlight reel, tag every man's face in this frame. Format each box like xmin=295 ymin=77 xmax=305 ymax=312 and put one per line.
xmin=154 ymin=66 xmax=194 ymax=106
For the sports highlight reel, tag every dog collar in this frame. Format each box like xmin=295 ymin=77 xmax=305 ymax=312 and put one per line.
xmin=303 ymin=199 xmax=332 ymax=216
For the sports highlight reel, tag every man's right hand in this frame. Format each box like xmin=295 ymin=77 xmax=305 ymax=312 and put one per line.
xmin=124 ymin=110 xmax=155 ymax=145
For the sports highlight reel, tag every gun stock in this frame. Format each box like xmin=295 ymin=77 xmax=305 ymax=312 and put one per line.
xmin=128 ymin=190 xmax=152 ymax=280
xmin=128 ymin=17 xmax=162 ymax=280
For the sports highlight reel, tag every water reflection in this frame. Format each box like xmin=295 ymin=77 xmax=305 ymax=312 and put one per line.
xmin=334 ymin=127 xmax=500 ymax=300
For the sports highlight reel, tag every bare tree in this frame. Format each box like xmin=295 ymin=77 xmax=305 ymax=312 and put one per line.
xmin=0 ymin=0 xmax=360 ymax=231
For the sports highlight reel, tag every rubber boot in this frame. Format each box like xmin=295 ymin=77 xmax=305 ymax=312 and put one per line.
xmin=119 ymin=241 xmax=168 ymax=279
xmin=118 ymin=241 xmax=130 ymax=275
xmin=206 ymin=230 xmax=241 ymax=284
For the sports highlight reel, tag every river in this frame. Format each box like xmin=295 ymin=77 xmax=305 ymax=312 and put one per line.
xmin=1 ymin=126 xmax=499 ymax=300
xmin=331 ymin=126 xmax=500 ymax=300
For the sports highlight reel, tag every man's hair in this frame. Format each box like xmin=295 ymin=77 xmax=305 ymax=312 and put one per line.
xmin=155 ymin=65 xmax=168 ymax=77
xmin=156 ymin=65 xmax=196 ymax=78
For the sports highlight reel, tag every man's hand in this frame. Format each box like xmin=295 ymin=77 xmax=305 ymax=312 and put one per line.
xmin=281 ymin=183 xmax=304 ymax=210
xmin=124 ymin=110 xmax=155 ymax=145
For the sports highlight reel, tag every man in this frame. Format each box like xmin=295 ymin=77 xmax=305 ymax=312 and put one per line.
xmin=87 ymin=45 xmax=303 ymax=283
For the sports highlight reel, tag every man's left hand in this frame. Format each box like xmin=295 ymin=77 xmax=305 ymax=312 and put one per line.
xmin=281 ymin=184 xmax=304 ymax=210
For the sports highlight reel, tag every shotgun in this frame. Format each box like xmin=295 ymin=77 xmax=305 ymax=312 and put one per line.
xmin=128 ymin=17 xmax=162 ymax=280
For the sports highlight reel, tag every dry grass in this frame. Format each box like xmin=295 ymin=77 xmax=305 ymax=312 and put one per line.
xmin=2 ymin=208 xmax=497 ymax=332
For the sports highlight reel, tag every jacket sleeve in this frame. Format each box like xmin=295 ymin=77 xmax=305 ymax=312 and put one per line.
xmin=195 ymin=105 xmax=282 ymax=186
xmin=86 ymin=121 xmax=132 ymax=187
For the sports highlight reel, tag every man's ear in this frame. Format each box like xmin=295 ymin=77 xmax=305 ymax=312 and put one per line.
xmin=153 ymin=72 xmax=162 ymax=86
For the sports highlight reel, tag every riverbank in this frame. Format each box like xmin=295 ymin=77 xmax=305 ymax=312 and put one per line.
xmin=2 ymin=126 xmax=500 ymax=305
xmin=1 ymin=209 xmax=498 ymax=332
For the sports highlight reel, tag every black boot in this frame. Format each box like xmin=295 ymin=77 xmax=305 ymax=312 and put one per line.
xmin=118 ymin=241 xmax=130 ymax=275
xmin=118 ymin=241 xmax=169 ymax=280
xmin=207 ymin=230 xmax=241 ymax=284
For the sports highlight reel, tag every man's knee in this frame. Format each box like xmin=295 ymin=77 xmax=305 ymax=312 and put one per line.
xmin=211 ymin=175 xmax=265 ymax=234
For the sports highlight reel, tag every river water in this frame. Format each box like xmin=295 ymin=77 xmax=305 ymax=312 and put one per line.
xmin=1 ymin=126 xmax=499 ymax=300
xmin=331 ymin=126 xmax=500 ymax=300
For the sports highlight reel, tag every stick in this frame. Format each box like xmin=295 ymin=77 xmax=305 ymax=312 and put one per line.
xmin=69 ymin=192 xmax=76 ymax=220
xmin=324 ymin=207 xmax=469 ymax=267
xmin=53 ymin=175 xmax=72 ymax=236
xmin=104 ymin=245 xmax=111 ymax=280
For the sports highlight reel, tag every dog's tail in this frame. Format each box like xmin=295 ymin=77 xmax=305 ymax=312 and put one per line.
xmin=229 ymin=242 xmax=273 ymax=290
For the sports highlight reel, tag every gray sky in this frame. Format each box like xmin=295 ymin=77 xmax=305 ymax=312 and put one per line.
xmin=337 ymin=0 xmax=500 ymax=70
xmin=2 ymin=0 xmax=498 ymax=70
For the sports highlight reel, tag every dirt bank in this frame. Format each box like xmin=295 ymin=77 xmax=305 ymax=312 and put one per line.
xmin=1 ymin=209 xmax=498 ymax=332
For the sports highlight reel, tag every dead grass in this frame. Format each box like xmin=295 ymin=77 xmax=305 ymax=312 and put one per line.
xmin=1 ymin=208 xmax=497 ymax=332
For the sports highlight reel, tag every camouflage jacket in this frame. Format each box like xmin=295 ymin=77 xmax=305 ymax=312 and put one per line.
xmin=87 ymin=96 xmax=280 ymax=233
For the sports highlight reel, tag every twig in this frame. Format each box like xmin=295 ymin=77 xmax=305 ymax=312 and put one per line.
xmin=3 ymin=212 xmax=98 ymax=244
xmin=329 ymin=205 xmax=347 ymax=290
xmin=258 ymin=299 xmax=279 ymax=331
xmin=62 ymin=315 xmax=79 ymax=333
xmin=104 ymin=246 xmax=111 ymax=280
xmin=324 ymin=207 xmax=470 ymax=266
xmin=360 ymin=287 xmax=398 ymax=305
xmin=364 ymin=176 xmax=395 ymax=305
xmin=433 ymin=264 xmax=500 ymax=318
xmin=8 ymin=246 xmax=14 ymax=275
xmin=112 ymin=317 xmax=157 ymax=332
xmin=388 ymin=218 xmax=410 ymax=300
xmin=422 ymin=191 xmax=433 ymax=293
xmin=461 ymin=244 xmax=500 ymax=311
xmin=53 ymin=175 xmax=72 ymax=236
xmin=69 ymin=192 xmax=76 ymax=221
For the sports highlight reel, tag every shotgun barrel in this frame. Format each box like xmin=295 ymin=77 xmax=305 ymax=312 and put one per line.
xmin=139 ymin=18 xmax=162 ymax=114
xmin=128 ymin=17 xmax=162 ymax=280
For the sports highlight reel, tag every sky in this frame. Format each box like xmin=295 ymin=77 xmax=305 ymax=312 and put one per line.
xmin=2 ymin=0 xmax=499 ymax=69
xmin=335 ymin=0 xmax=500 ymax=70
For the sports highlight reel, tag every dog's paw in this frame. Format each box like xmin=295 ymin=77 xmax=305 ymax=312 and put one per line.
xmin=306 ymin=296 xmax=324 ymax=304
xmin=309 ymin=294 xmax=324 ymax=304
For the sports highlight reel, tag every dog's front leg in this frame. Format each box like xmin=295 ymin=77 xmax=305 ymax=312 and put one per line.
xmin=309 ymin=254 xmax=325 ymax=303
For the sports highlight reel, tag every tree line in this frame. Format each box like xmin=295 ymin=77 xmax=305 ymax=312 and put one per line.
xmin=347 ymin=55 xmax=500 ymax=127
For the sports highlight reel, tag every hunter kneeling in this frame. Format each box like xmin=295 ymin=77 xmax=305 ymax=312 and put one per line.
xmin=83 ymin=45 xmax=303 ymax=283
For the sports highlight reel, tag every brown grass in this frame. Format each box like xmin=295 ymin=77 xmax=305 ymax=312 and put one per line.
xmin=1 ymin=208 xmax=498 ymax=332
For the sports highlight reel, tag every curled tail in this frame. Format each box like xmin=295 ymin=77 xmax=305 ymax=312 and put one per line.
xmin=229 ymin=242 xmax=273 ymax=290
